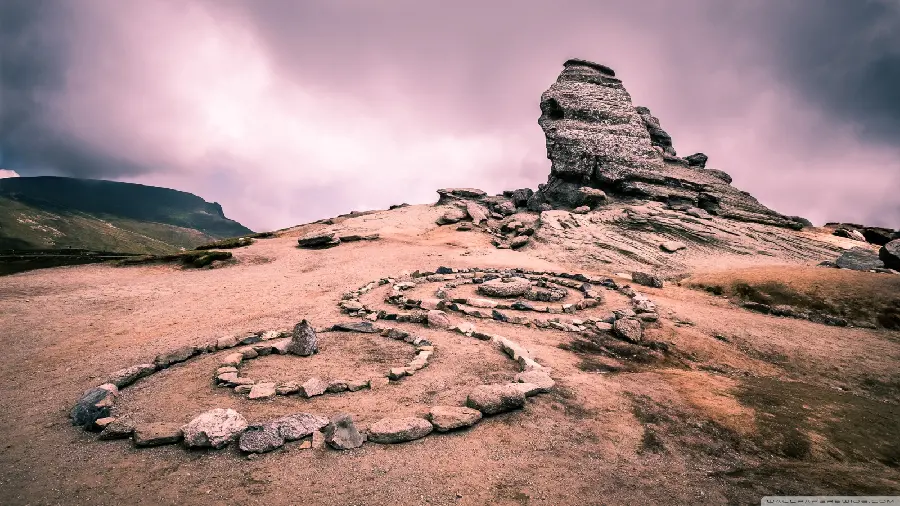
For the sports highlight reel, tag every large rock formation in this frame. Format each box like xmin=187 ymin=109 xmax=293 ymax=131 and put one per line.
xmin=529 ymin=58 xmax=802 ymax=229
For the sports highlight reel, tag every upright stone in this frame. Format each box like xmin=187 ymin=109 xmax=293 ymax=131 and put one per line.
xmin=287 ymin=320 xmax=318 ymax=356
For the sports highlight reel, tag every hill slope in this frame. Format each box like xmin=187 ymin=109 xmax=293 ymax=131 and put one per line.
xmin=0 ymin=177 xmax=252 ymax=253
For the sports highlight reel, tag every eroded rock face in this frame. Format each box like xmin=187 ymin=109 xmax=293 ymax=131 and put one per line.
xmin=532 ymin=58 xmax=800 ymax=228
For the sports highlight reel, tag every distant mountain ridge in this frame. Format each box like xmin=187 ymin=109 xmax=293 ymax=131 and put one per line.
xmin=0 ymin=176 xmax=253 ymax=253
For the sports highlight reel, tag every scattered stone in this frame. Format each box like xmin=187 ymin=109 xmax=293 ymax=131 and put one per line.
xmin=613 ymin=318 xmax=643 ymax=343
xmin=660 ymin=241 xmax=686 ymax=253
xmin=427 ymin=310 xmax=452 ymax=329
xmin=300 ymin=377 xmax=328 ymax=398
xmin=287 ymin=320 xmax=318 ymax=356
xmin=133 ymin=423 xmax=183 ymax=447
xmin=347 ymin=379 xmax=369 ymax=392
xmin=428 ymin=406 xmax=482 ymax=432
xmin=238 ymin=423 xmax=284 ymax=454
xmin=70 ymin=384 xmax=118 ymax=427
xmin=298 ymin=231 xmax=340 ymax=249
xmin=465 ymin=384 xmax=526 ymax=415
xmin=276 ymin=413 xmax=330 ymax=441
xmin=182 ymin=408 xmax=248 ymax=449
xmin=835 ymin=247 xmax=884 ymax=271
xmin=368 ymin=417 xmax=434 ymax=444
xmin=326 ymin=380 xmax=349 ymax=393
xmin=331 ymin=321 xmax=378 ymax=333
xmin=324 ymin=414 xmax=366 ymax=450
xmin=98 ymin=419 xmax=134 ymax=440
xmin=631 ymin=272 xmax=664 ymax=288
xmin=514 ymin=371 xmax=555 ymax=393
xmin=248 ymin=382 xmax=277 ymax=400
xmin=106 ymin=364 xmax=156 ymax=388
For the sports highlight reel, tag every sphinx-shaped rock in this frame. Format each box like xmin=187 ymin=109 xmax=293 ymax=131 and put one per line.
xmin=531 ymin=58 xmax=801 ymax=229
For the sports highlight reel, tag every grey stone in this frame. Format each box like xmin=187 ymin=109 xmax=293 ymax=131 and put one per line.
xmin=368 ymin=417 xmax=433 ymax=444
xmin=298 ymin=231 xmax=340 ymax=248
xmin=70 ymin=384 xmax=118 ymax=428
xmin=98 ymin=419 xmax=135 ymax=440
xmin=835 ymin=247 xmax=884 ymax=271
xmin=234 ymin=385 xmax=253 ymax=394
xmin=216 ymin=335 xmax=240 ymax=350
xmin=181 ymin=408 xmax=248 ymax=449
xmin=106 ymin=364 xmax=156 ymax=389
xmin=684 ymin=152 xmax=708 ymax=168
xmin=301 ymin=377 xmax=328 ymax=398
xmin=324 ymin=413 xmax=366 ymax=450
xmin=133 ymin=423 xmax=183 ymax=447
xmin=428 ymin=406 xmax=483 ymax=432
xmin=477 ymin=277 xmax=532 ymax=298
xmin=332 ymin=321 xmax=379 ymax=333
xmin=238 ymin=423 xmax=285 ymax=454
xmin=153 ymin=345 xmax=196 ymax=369
xmin=436 ymin=188 xmax=487 ymax=204
xmin=880 ymin=239 xmax=900 ymax=270
xmin=326 ymin=380 xmax=349 ymax=393
xmin=465 ymin=384 xmax=526 ymax=415
xmin=613 ymin=318 xmax=643 ymax=343
xmin=287 ymin=320 xmax=318 ymax=356
xmin=276 ymin=413 xmax=330 ymax=441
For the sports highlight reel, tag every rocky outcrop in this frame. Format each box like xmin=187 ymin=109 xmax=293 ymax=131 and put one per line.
xmin=529 ymin=58 xmax=801 ymax=229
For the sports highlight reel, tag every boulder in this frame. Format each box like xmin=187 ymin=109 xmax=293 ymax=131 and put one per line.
xmin=835 ymin=247 xmax=884 ymax=271
xmin=881 ymin=239 xmax=900 ymax=270
xmin=324 ymin=413 xmax=366 ymax=450
xmin=684 ymin=153 xmax=708 ymax=168
xmin=248 ymin=382 xmax=277 ymax=400
xmin=427 ymin=310 xmax=452 ymax=329
xmin=287 ymin=320 xmax=318 ymax=356
xmin=436 ymin=207 xmax=468 ymax=225
xmin=510 ymin=188 xmax=534 ymax=207
xmin=428 ymin=406 xmax=483 ymax=432
xmin=238 ymin=423 xmax=285 ymax=454
xmin=331 ymin=321 xmax=378 ymax=333
xmin=465 ymin=384 xmax=526 ymax=415
xmin=298 ymin=231 xmax=340 ymax=249
xmin=632 ymin=272 xmax=664 ymax=288
xmin=133 ymin=423 xmax=183 ymax=447
xmin=613 ymin=318 xmax=643 ymax=343
xmin=864 ymin=228 xmax=894 ymax=246
xmin=106 ymin=364 xmax=156 ymax=388
xmin=301 ymin=377 xmax=328 ymax=398
xmin=70 ymin=384 xmax=118 ymax=427
xmin=477 ymin=277 xmax=532 ymax=298
xmin=181 ymin=408 xmax=248 ymax=449
xmin=367 ymin=417 xmax=433 ymax=444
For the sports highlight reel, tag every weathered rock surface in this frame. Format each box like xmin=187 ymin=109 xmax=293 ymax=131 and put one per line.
xmin=613 ymin=318 xmax=643 ymax=343
xmin=331 ymin=321 xmax=378 ymax=333
xmin=632 ymin=272 xmax=663 ymax=288
xmin=277 ymin=413 xmax=330 ymax=441
xmin=428 ymin=406 xmax=483 ymax=432
xmin=436 ymin=207 xmax=467 ymax=225
xmin=324 ymin=413 xmax=366 ymax=450
xmin=427 ymin=310 xmax=452 ymax=329
xmin=835 ymin=247 xmax=884 ymax=271
xmin=465 ymin=384 xmax=526 ymax=415
xmin=182 ymin=408 xmax=248 ymax=449
xmin=514 ymin=370 xmax=555 ymax=393
xmin=98 ymin=419 xmax=135 ymax=440
xmin=133 ymin=423 xmax=183 ymax=447
xmin=301 ymin=377 xmax=328 ymax=398
xmin=287 ymin=320 xmax=318 ymax=356
xmin=154 ymin=345 xmax=196 ymax=369
xmin=238 ymin=423 xmax=285 ymax=454
xmin=477 ymin=277 xmax=532 ymax=298
xmin=367 ymin=417 xmax=433 ymax=444
xmin=106 ymin=364 xmax=156 ymax=388
xmin=248 ymin=382 xmax=277 ymax=400
xmin=881 ymin=240 xmax=900 ymax=270
xmin=531 ymin=59 xmax=800 ymax=228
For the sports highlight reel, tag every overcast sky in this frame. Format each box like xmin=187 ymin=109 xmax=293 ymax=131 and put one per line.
xmin=2 ymin=0 xmax=899 ymax=231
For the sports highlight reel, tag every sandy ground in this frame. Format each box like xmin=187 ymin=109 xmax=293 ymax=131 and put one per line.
xmin=1 ymin=205 xmax=898 ymax=505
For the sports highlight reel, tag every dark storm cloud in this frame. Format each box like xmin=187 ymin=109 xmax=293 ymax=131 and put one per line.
xmin=1 ymin=0 xmax=898 ymax=229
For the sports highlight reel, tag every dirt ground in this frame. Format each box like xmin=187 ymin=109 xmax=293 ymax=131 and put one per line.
xmin=1 ymin=204 xmax=898 ymax=505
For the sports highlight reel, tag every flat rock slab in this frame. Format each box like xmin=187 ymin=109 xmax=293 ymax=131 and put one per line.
xmin=368 ymin=417 xmax=433 ymax=444
xmin=324 ymin=413 xmax=366 ymax=450
xmin=428 ymin=406 xmax=483 ymax=432
xmin=881 ymin=239 xmax=900 ymax=270
xmin=301 ymin=377 xmax=328 ymax=398
xmin=99 ymin=419 xmax=135 ymax=440
xmin=466 ymin=384 xmax=526 ymax=415
xmin=182 ymin=408 xmax=248 ymax=449
xmin=297 ymin=231 xmax=340 ymax=248
xmin=248 ymin=382 xmax=277 ymax=400
xmin=331 ymin=321 xmax=379 ymax=333
xmin=835 ymin=247 xmax=884 ymax=271
xmin=514 ymin=371 xmax=555 ymax=393
xmin=276 ymin=413 xmax=330 ymax=441
xmin=134 ymin=423 xmax=183 ymax=447
xmin=477 ymin=278 xmax=532 ymax=298
xmin=154 ymin=345 xmax=197 ymax=369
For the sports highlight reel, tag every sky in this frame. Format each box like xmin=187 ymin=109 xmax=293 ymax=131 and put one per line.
xmin=2 ymin=0 xmax=899 ymax=231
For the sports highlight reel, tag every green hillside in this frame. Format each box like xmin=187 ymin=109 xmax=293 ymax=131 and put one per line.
xmin=0 ymin=177 xmax=253 ymax=254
